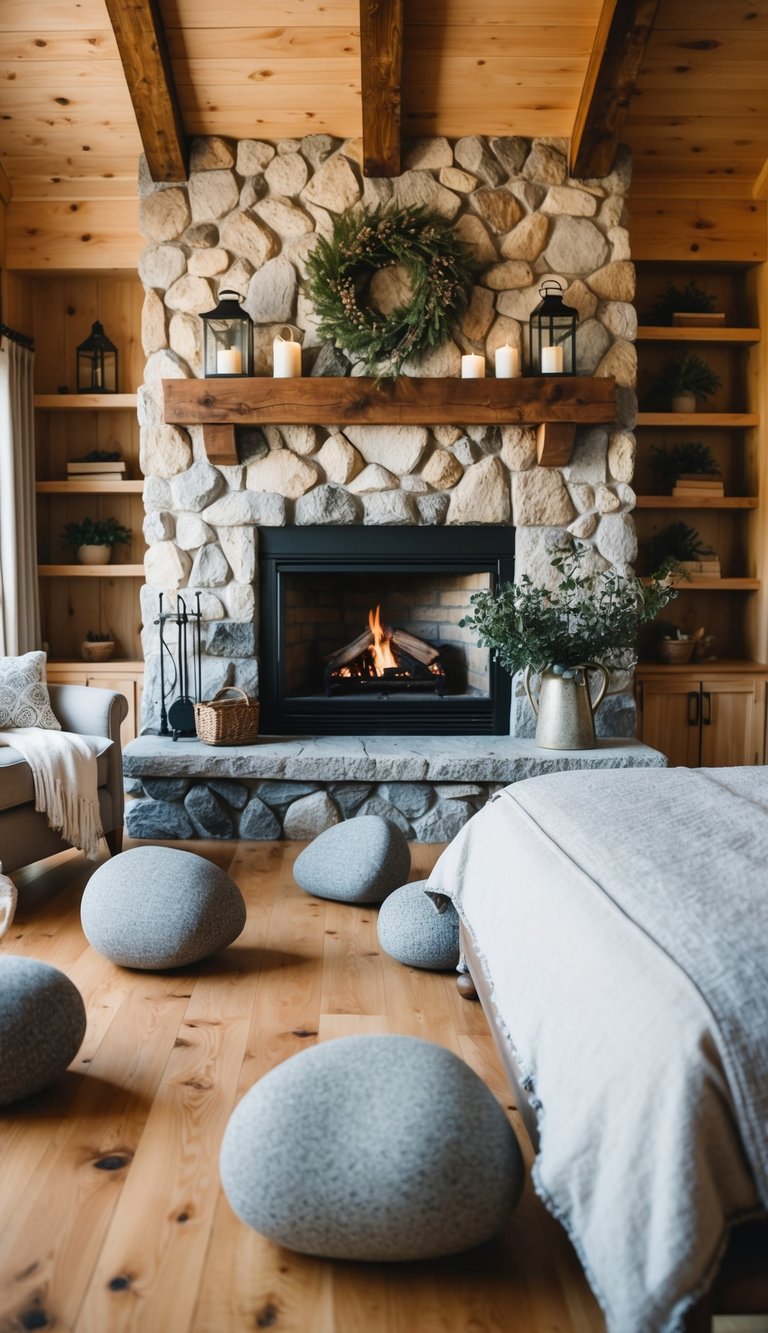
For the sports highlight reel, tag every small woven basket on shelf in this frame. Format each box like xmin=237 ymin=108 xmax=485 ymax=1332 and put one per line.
xmin=194 ymin=687 xmax=260 ymax=746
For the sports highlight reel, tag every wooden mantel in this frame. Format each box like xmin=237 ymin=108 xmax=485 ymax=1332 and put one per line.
xmin=162 ymin=376 xmax=617 ymax=467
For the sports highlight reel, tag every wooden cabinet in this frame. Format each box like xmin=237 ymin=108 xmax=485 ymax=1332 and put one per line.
xmin=636 ymin=666 xmax=767 ymax=767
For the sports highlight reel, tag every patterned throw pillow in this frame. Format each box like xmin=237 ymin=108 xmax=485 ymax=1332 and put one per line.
xmin=0 ymin=652 xmax=61 ymax=730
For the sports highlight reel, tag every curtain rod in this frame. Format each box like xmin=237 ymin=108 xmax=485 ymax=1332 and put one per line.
xmin=0 ymin=322 xmax=34 ymax=352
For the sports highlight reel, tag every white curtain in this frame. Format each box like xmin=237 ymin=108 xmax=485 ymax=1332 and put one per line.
xmin=0 ymin=335 xmax=40 ymax=655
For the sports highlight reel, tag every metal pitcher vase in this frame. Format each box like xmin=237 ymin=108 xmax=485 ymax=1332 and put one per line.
xmin=524 ymin=662 xmax=608 ymax=750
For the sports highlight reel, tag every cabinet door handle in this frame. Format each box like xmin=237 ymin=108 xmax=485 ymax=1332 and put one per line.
xmin=702 ymin=691 xmax=712 ymax=725
xmin=688 ymin=691 xmax=700 ymax=726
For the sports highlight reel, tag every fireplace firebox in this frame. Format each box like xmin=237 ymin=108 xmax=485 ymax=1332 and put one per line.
xmin=258 ymin=527 xmax=514 ymax=735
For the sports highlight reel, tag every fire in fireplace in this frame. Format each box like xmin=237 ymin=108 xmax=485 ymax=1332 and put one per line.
xmin=325 ymin=605 xmax=447 ymax=695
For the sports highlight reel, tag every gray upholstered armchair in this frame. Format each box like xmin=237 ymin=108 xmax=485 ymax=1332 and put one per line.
xmin=0 ymin=684 xmax=128 ymax=875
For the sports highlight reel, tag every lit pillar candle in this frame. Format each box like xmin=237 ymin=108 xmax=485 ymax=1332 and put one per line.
xmin=216 ymin=347 xmax=242 ymax=374
xmin=541 ymin=344 xmax=564 ymax=374
xmin=461 ymin=354 xmax=485 ymax=378
xmin=273 ymin=332 xmax=302 ymax=378
xmin=494 ymin=343 xmax=519 ymax=378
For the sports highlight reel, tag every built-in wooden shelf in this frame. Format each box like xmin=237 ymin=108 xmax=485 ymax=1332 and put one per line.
xmin=635 ymin=495 xmax=758 ymax=509
xmin=637 ymin=327 xmax=761 ymax=344
xmin=36 ymin=481 xmax=144 ymax=494
xmin=637 ymin=658 xmax=768 ymax=675
xmin=34 ymin=393 xmax=138 ymax=410
xmin=38 ymin=565 xmax=145 ymax=577
xmin=47 ymin=659 xmax=144 ymax=669
xmin=163 ymin=375 xmax=617 ymax=467
xmin=642 ymin=576 xmax=760 ymax=590
xmin=637 ymin=412 xmax=759 ymax=427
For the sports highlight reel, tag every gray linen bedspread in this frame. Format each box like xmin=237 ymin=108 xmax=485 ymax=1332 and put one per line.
xmin=427 ymin=765 xmax=768 ymax=1333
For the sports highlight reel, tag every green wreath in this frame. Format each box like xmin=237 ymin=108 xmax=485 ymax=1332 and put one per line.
xmin=305 ymin=205 xmax=476 ymax=377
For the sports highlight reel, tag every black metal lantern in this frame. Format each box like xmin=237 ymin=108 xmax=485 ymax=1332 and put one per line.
xmin=76 ymin=321 xmax=118 ymax=393
xmin=200 ymin=288 xmax=253 ymax=378
xmin=529 ymin=279 xmax=578 ymax=376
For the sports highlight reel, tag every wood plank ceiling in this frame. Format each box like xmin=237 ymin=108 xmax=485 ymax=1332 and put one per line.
xmin=0 ymin=0 xmax=767 ymax=269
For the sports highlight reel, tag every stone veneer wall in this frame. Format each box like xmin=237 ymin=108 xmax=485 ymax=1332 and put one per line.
xmin=137 ymin=132 xmax=639 ymax=740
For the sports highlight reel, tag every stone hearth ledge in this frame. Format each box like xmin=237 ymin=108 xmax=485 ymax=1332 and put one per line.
xmin=123 ymin=736 xmax=666 ymax=843
xmin=124 ymin=735 xmax=664 ymax=785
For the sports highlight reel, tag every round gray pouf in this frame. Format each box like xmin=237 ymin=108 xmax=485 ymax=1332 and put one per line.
xmin=80 ymin=846 xmax=246 ymax=970
xmin=0 ymin=956 xmax=86 ymax=1105
xmin=220 ymin=1034 xmax=523 ymax=1261
xmin=293 ymin=816 xmax=411 ymax=905
xmin=377 ymin=880 xmax=460 ymax=971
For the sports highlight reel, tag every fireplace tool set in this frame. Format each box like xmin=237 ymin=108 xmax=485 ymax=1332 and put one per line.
xmin=154 ymin=593 xmax=203 ymax=739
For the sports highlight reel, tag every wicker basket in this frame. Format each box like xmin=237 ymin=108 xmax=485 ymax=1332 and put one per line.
xmin=194 ymin=687 xmax=260 ymax=746
xmin=658 ymin=638 xmax=695 ymax=665
xmin=81 ymin=639 xmax=115 ymax=663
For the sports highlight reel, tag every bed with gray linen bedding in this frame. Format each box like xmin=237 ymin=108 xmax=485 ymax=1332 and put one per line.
xmin=426 ymin=765 xmax=768 ymax=1333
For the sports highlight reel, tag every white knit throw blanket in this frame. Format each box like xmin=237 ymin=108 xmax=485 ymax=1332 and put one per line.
xmin=0 ymin=727 xmax=104 ymax=860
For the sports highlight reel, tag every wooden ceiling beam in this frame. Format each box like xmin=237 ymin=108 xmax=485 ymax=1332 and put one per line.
xmin=570 ymin=0 xmax=660 ymax=180
xmin=359 ymin=0 xmax=403 ymax=178
xmin=104 ymin=0 xmax=188 ymax=183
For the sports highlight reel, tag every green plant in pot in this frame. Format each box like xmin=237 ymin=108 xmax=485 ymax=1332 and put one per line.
xmin=654 ymin=353 xmax=721 ymax=413
xmin=62 ymin=517 xmax=131 ymax=566
xmin=643 ymin=521 xmax=710 ymax=573
xmin=460 ymin=542 xmax=677 ymax=750
xmin=651 ymin=441 xmax=721 ymax=494
xmin=644 ymin=281 xmax=717 ymax=326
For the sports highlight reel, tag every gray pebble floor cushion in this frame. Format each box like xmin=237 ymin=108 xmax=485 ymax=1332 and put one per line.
xmin=0 ymin=956 xmax=87 ymax=1105
xmin=220 ymin=1033 xmax=524 ymax=1260
xmin=80 ymin=845 xmax=246 ymax=969
xmin=377 ymin=879 xmax=461 ymax=970
xmin=293 ymin=816 xmax=411 ymax=904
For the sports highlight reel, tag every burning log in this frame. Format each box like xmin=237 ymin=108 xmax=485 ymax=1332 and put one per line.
xmin=324 ymin=629 xmax=374 ymax=670
xmin=391 ymin=629 xmax=439 ymax=666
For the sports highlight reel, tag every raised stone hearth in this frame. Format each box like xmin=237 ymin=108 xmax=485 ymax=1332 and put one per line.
xmin=123 ymin=736 xmax=665 ymax=843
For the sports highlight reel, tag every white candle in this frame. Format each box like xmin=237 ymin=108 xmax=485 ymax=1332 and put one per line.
xmin=541 ymin=344 xmax=563 ymax=374
xmin=494 ymin=344 xmax=519 ymax=378
xmin=273 ymin=333 xmax=302 ymax=378
xmin=461 ymin=354 xmax=485 ymax=379
xmin=216 ymin=347 xmax=242 ymax=374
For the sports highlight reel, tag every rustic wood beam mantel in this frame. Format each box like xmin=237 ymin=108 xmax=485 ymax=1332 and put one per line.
xmin=359 ymin=0 xmax=403 ymax=177
xmin=163 ymin=376 xmax=616 ymax=468
xmin=570 ymin=0 xmax=659 ymax=180
xmin=104 ymin=0 xmax=188 ymax=182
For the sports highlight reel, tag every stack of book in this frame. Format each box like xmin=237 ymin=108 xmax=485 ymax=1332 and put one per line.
xmin=66 ymin=458 xmax=126 ymax=483
xmin=671 ymin=473 xmax=724 ymax=500
xmin=678 ymin=555 xmax=722 ymax=580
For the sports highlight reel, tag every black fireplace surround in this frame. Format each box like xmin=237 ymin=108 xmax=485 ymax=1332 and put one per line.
xmin=258 ymin=526 xmax=514 ymax=735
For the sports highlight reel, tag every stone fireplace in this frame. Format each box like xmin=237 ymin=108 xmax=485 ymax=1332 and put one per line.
xmin=127 ymin=130 xmax=641 ymax=838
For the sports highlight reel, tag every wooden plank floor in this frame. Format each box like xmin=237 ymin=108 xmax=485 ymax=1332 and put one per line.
xmin=0 ymin=839 xmax=607 ymax=1332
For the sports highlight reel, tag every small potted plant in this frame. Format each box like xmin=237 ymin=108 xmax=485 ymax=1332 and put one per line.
xmin=460 ymin=542 xmax=677 ymax=749
xmin=654 ymin=353 xmax=721 ymax=413
xmin=61 ymin=516 xmax=132 ymax=565
xmin=81 ymin=630 xmax=115 ymax=662
xmin=644 ymin=521 xmax=711 ymax=576
xmin=644 ymin=280 xmax=723 ymax=327
xmin=651 ymin=441 xmax=721 ymax=494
